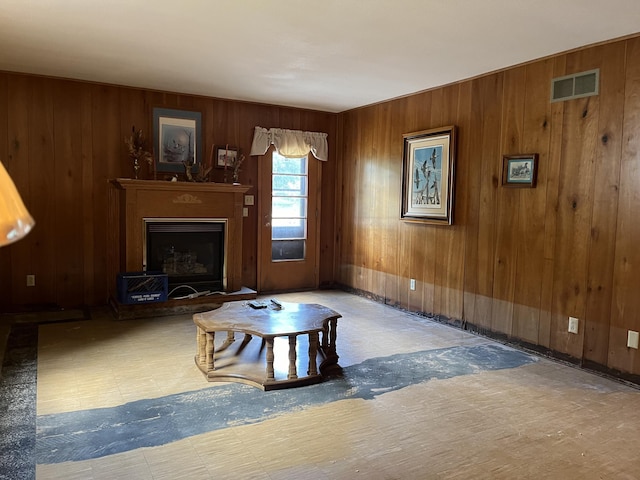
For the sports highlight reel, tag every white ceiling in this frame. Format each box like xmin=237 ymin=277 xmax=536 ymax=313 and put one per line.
xmin=1 ymin=0 xmax=639 ymax=113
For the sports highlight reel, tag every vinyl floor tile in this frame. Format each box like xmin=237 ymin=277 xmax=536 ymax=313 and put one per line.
xmin=4 ymin=290 xmax=640 ymax=479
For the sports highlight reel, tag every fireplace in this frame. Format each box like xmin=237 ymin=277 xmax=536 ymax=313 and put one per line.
xmin=108 ymin=179 xmax=251 ymax=304
xmin=144 ymin=219 xmax=226 ymax=297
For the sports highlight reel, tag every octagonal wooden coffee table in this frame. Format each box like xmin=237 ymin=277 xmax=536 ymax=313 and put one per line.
xmin=193 ymin=301 xmax=341 ymax=390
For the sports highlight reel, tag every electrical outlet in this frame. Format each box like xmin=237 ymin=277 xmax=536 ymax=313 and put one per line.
xmin=627 ymin=330 xmax=639 ymax=349
xmin=410 ymin=279 xmax=416 ymax=291
xmin=243 ymin=207 xmax=249 ymax=217
xmin=568 ymin=316 xmax=579 ymax=334
xmin=26 ymin=274 xmax=35 ymax=287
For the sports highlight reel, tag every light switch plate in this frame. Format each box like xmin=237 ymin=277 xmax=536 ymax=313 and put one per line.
xmin=244 ymin=195 xmax=254 ymax=206
xmin=627 ymin=330 xmax=639 ymax=349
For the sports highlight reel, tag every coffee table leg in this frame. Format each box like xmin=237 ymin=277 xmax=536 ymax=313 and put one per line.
xmin=266 ymin=338 xmax=275 ymax=381
xmin=308 ymin=331 xmax=319 ymax=375
xmin=206 ymin=331 xmax=215 ymax=372
xmin=329 ymin=318 xmax=338 ymax=358
xmin=219 ymin=331 xmax=235 ymax=351
xmin=288 ymin=335 xmax=298 ymax=380
xmin=197 ymin=327 xmax=206 ymax=366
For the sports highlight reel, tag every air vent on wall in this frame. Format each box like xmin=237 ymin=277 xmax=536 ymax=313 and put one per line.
xmin=551 ymin=69 xmax=599 ymax=102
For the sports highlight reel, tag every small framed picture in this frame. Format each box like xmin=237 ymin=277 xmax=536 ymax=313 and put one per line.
xmin=215 ymin=146 xmax=238 ymax=168
xmin=502 ymin=154 xmax=538 ymax=188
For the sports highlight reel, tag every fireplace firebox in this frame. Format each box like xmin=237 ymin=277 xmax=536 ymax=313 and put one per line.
xmin=144 ymin=219 xmax=226 ymax=298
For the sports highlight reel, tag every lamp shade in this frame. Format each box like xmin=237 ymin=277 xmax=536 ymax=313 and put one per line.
xmin=0 ymin=161 xmax=35 ymax=246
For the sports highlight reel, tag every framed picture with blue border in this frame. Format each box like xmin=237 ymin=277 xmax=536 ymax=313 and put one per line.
xmin=153 ymin=108 xmax=202 ymax=173
xmin=502 ymin=154 xmax=538 ymax=188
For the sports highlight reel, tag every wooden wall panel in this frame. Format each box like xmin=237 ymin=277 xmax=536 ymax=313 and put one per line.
xmin=6 ymin=77 xmax=34 ymax=306
xmin=29 ymin=77 xmax=56 ymax=306
xmin=609 ymin=37 xmax=640 ymax=373
xmin=337 ymin=34 xmax=640 ymax=380
xmin=539 ymin=55 xmax=567 ymax=349
xmin=336 ymin=113 xmax=357 ymax=287
xmin=549 ymin=49 xmax=600 ymax=359
xmin=359 ymin=106 xmax=377 ymax=296
xmin=373 ymin=102 xmax=397 ymax=303
xmin=52 ymin=81 xmax=86 ymax=307
xmin=472 ymin=73 xmax=504 ymax=331
xmin=461 ymin=79 xmax=485 ymax=326
xmin=0 ymin=72 xmax=336 ymax=311
xmin=79 ymin=85 xmax=94 ymax=305
xmin=583 ymin=43 xmax=625 ymax=366
xmin=491 ymin=66 xmax=526 ymax=335
xmin=91 ymin=84 xmax=121 ymax=303
xmin=511 ymin=59 xmax=553 ymax=343
xmin=448 ymin=83 xmax=471 ymax=320
xmin=342 ymin=112 xmax=362 ymax=291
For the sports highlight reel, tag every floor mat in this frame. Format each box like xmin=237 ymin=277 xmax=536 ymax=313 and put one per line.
xmin=0 ymin=323 xmax=38 ymax=480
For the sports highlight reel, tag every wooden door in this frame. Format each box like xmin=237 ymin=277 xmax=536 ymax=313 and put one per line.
xmin=258 ymin=148 xmax=321 ymax=292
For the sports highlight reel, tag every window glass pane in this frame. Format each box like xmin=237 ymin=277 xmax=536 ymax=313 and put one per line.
xmin=273 ymin=175 xmax=307 ymax=196
xmin=273 ymin=155 xmax=306 ymax=174
xmin=272 ymin=197 xmax=307 ymax=219
xmin=272 ymin=240 xmax=305 ymax=261
xmin=272 ymin=220 xmax=306 ymax=240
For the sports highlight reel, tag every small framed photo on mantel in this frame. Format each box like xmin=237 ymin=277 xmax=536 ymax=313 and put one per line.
xmin=215 ymin=146 xmax=238 ymax=169
xmin=502 ymin=154 xmax=538 ymax=188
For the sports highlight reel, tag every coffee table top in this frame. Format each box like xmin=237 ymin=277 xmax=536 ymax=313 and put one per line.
xmin=193 ymin=301 xmax=341 ymax=337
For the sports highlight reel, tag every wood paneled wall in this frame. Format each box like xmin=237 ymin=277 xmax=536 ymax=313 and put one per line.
xmin=335 ymin=35 xmax=640 ymax=378
xmin=2 ymin=35 xmax=639 ymax=380
xmin=0 ymin=74 xmax=337 ymax=309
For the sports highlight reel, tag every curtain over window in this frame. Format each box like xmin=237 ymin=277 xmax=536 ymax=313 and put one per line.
xmin=250 ymin=126 xmax=328 ymax=161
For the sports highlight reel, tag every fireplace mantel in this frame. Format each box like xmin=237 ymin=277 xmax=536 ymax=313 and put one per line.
xmin=108 ymin=179 xmax=251 ymax=303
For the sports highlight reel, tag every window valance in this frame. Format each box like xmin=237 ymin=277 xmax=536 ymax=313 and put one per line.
xmin=250 ymin=126 xmax=329 ymax=161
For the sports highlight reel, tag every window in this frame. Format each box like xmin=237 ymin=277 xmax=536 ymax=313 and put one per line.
xmin=271 ymin=152 xmax=308 ymax=261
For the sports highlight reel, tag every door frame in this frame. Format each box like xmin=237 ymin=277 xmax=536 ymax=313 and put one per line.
xmin=257 ymin=147 xmax=322 ymax=293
